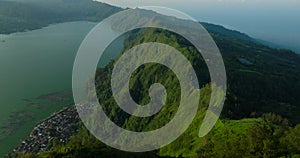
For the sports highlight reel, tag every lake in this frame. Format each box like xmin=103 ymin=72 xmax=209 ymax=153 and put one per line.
xmin=0 ymin=21 xmax=123 ymax=157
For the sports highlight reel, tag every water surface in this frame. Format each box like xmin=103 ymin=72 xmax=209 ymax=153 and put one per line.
xmin=0 ymin=21 xmax=123 ymax=156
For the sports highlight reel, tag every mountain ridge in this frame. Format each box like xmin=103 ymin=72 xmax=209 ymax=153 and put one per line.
xmin=1 ymin=0 xmax=300 ymax=157
xmin=0 ymin=0 xmax=297 ymax=54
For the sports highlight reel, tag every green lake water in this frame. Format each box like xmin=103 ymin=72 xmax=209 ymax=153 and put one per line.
xmin=0 ymin=21 xmax=123 ymax=157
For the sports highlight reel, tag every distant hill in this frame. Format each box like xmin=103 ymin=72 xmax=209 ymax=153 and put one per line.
xmin=200 ymin=22 xmax=300 ymax=54
xmin=200 ymin=22 xmax=255 ymax=42
xmin=0 ymin=0 xmax=121 ymax=34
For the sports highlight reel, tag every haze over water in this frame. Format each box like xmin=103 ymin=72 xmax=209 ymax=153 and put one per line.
xmin=98 ymin=0 xmax=300 ymax=53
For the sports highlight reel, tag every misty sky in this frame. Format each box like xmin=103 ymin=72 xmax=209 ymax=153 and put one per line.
xmin=96 ymin=0 xmax=300 ymax=53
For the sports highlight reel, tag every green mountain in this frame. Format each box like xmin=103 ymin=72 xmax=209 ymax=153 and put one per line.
xmin=104 ymin=8 xmax=300 ymax=123
xmin=13 ymin=25 xmax=300 ymax=157
xmin=2 ymin=0 xmax=300 ymax=157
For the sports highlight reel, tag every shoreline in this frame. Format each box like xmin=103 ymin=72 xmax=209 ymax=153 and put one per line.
xmin=0 ymin=21 xmax=97 ymax=36
xmin=8 ymin=106 xmax=80 ymax=156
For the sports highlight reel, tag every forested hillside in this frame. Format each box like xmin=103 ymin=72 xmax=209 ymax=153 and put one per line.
xmin=2 ymin=0 xmax=300 ymax=157
xmin=12 ymin=24 xmax=300 ymax=158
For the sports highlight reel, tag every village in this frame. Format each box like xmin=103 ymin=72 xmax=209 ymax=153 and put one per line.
xmin=13 ymin=106 xmax=80 ymax=153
